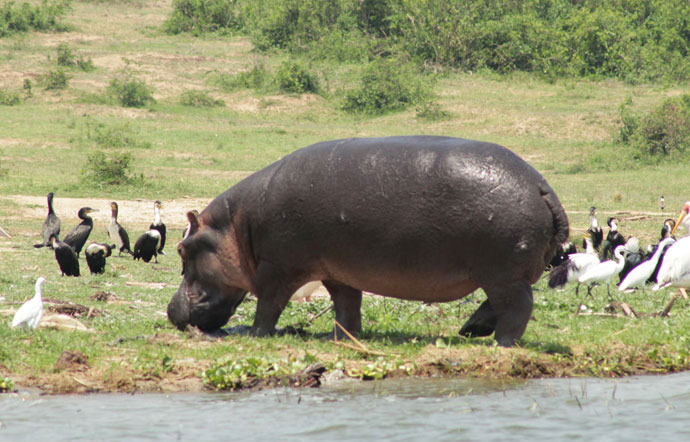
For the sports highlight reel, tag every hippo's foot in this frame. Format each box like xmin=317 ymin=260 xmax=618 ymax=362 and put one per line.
xmin=459 ymin=300 xmax=497 ymax=338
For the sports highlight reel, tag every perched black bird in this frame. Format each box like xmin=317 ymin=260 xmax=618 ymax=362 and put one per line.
xmin=107 ymin=202 xmax=132 ymax=256
xmin=601 ymin=217 xmax=626 ymax=260
xmin=50 ymin=234 xmax=79 ymax=277
xmin=34 ymin=192 xmax=61 ymax=249
xmin=133 ymin=229 xmax=161 ymax=263
xmin=85 ymin=242 xmax=115 ymax=275
xmin=585 ymin=206 xmax=603 ymax=252
xmin=149 ymin=200 xmax=166 ymax=255
xmin=63 ymin=207 xmax=96 ymax=257
xmin=548 ymin=240 xmax=577 ymax=269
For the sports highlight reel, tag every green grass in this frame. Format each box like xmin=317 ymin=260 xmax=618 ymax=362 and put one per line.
xmin=1 ymin=0 xmax=690 ymax=393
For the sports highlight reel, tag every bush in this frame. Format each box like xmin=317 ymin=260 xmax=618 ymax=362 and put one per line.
xmin=56 ymin=43 xmax=95 ymax=71
xmin=108 ymin=76 xmax=155 ymax=107
xmin=275 ymin=61 xmax=319 ymax=94
xmin=82 ymin=150 xmax=135 ymax=185
xmin=212 ymin=62 xmax=270 ymax=92
xmin=0 ymin=89 xmax=22 ymax=106
xmin=415 ymin=101 xmax=451 ymax=122
xmin=343 ymin=59 xmax=430 ymax=115
xmin=43 ymin=68 xmax=69 ymax=90
xmin=179 ymin=90 xmax=225 ymax=107
xmin=0 ymin=0 xmax=71 ymax=37
xmin=618 ymin=95 xmax=690 ymax=159
xmin=163 ymin=0 xmax=246 ymax=35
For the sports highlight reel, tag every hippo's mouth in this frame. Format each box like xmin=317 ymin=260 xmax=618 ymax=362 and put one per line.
xmin=168 ymin=281 xmax=247 ymax=332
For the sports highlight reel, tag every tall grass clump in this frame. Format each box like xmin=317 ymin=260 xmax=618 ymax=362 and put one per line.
xmin=0 ymin=89 xmax=22 ymax=106
xmin=108 ymin=76 xmax=155 ymax=108
xmin=617 ymin=95 xmax=690 ymax=162
xmin=343 ymin=59 xmax=430 ymax=115
xmin=0 ymin=0 xmax=71 ymax=37
xmin=43 ymin=68 xmax=69 ymax=90
xmin=211 ymin=62 xmax=270 ymax=92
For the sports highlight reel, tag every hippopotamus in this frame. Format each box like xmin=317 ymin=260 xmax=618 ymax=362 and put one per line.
xmin=167 ymin=136 xmax=569 ymax=346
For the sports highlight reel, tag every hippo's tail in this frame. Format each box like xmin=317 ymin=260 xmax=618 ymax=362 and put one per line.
xmin=540 ymin=182 xmax=570 ymax=264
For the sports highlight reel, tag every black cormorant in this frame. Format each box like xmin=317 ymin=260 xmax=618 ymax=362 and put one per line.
xmin=133 ymin=229 xmax=161 ymax=263
xmin=50 ymin=234 xmax=79 ymax=277
xmin=107 ymin=202 xmax=132 ymax=256
xmin=63 ymin=207 xmax=96 ymax=257
xmin=34 ymin=192 xmax=60 ymax=249
xmin=601 ymin=217 xmax=626 ymax=260
xmin=85 ymin=242 xmax=115 ymax=274
xmin=149 ymin=200 xmax=166 ymax=255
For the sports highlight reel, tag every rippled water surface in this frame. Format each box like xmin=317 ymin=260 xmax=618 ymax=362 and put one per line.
xmin=2 ymin=373 xmax=689 ymax=441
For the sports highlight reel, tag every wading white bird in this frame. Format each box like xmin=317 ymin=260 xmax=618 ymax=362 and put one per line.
xmin=11 ymin=277 xmax=46 ymax=330
xmin=653 ymin=202 xmax=690 ymax=292
xmin=620 ymin=237 xmax=675 ymax=293
xmin=578 ymin=245 xmax=627 ymax=298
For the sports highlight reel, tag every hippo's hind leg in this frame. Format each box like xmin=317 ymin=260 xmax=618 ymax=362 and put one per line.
xmin=323 ymin=281 xmax=362 ymax=340
xmin=459 ymin=280 xmax=533 ymax=347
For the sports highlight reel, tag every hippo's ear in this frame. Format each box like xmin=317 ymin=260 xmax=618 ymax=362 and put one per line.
xmin=187 ymin=210 xmax=200 ymax=236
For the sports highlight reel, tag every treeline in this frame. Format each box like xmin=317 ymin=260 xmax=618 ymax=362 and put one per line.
xmin=164 ymin=0 xmax=690 ymax=82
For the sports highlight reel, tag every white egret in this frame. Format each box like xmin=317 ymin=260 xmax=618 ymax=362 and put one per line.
xmin=620 ymin=237 xmax=675 ymax=293
xmin=11 ymin=277 xmax=46 ymax=330
xmin=578 ymin=245 xmax=627 ymax=298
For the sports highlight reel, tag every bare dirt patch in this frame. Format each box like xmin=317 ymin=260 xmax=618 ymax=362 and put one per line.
xmin=3 ymin=195 xmax=211 ymax=229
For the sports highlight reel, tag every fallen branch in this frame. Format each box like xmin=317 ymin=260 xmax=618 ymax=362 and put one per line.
xmin=330 ymin=340 xmax=397 ymax=357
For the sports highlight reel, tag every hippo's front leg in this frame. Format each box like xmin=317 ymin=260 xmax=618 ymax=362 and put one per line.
xmin=250 ymin=261 xmax=305 ymax=337
xmin=460 ymin=281 xmax=534 ymax=347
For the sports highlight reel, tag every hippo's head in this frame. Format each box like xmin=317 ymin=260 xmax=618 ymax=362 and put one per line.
xmin=167 ymin=211 xmax=248 ymax=332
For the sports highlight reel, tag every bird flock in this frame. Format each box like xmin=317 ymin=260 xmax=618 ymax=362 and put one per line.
xmin=549 ymin=202 xmax=690 ymax=301
xmin=9 ymin=194 xmax=177 ymax=331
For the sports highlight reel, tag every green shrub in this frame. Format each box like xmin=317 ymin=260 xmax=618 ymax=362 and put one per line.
xmin=23 ymin=79 xmax=33 ymax=97
xmin=108 ymin=76 xmax=155 ymax=107
xmin=211 ymin=63 xmax=270 ymax=92
xmin=617 ymin=95 xmax=690 ymax=161
xmin=179 ymin=90 xmax=225 ymax=107
xmin=82 ymin=150 xmax=135 ymax=185
xmin=0 ymin=0 xmax=71 ymax=37
xmin=163 ymin=0 xmax=246 ymax=35
xmin=57 ymin=43 xmax=96 ymax=71
xmin=43 ymin=67 xmax=69 ymax=90
xmin=275 ymin=61 xmax=319 ymax=94
xmin=343 ymin=59 xmax=430 ymax=115
xmin=0 ymin=89 xmax=22 ymax=106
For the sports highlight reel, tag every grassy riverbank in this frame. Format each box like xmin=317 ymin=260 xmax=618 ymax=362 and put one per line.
xmin=1 ymin=1 xmax=690 ymax=394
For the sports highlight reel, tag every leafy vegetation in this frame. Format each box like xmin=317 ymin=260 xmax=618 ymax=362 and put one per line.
xmin=108 ymin=76 xmax=155 ymax=108
xmin=43 ymin=67 xmax=69 ymax=90
xmin=275 ymin=60 xmax=319 ymax=94
xmin=164 ymin=0 xmax=690 ymax=82
xmin=0 ymin=88 xmax=22 ymax=105
xmin=179 ymin=89 xmax=225 ymax=107
xmin=81 ymin=150 xmax=138 ymax=185
xmin=56 ymin=43 xmax=95 ymax=72
xmin=0 ymin=0 xmax=71 ymax=37
xmin=618 ymin=95 xmax=690 ymax=162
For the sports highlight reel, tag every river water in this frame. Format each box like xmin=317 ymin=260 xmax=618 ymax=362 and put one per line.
xmin=1 ymin=372 xmax=689 ymax=441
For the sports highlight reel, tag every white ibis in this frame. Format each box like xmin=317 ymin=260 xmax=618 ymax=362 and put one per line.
xmin=620 ymin=237 xmax=675 ymax=293
xmin=548 ymin=237 xmax=600 ymax=295
xmin=578 ymin=245 xmax=627 ymax=298
xmin=11 ymin=277 xmax=46 ymax=330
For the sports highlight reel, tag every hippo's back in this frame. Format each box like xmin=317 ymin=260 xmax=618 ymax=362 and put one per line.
xmin=232 ymin=136 xmax=566 ymax=294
